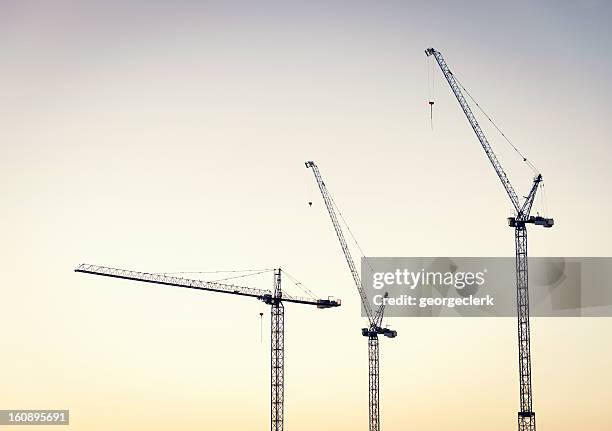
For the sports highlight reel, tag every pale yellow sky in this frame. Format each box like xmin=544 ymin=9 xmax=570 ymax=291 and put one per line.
xmin=1 ymin=1 xmax=611 ymax=430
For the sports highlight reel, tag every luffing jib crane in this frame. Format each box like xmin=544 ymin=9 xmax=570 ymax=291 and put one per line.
xmin=306 ymin=161 xmax=396 ymax=431
xmin=75 ymin=263 xmax=340 ymax=431
xmin=425 ymin=47 xmax=553 ymax=431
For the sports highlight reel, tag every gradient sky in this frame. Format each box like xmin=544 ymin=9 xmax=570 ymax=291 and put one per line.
xmin=2 ymin=1 xmax=611 ymax=430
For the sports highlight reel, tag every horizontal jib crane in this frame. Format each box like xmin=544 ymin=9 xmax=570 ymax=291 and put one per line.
xmin=75 ymin=263 xmax=340 ymax=431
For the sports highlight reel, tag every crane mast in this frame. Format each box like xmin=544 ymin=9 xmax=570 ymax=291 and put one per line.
xmin=75 ymin=263 xmax=340 ymax=431
xmin=271 ymin=269 xmax=284 ymax=431
xmin=425 ymin=47 xmax=553 ymax=431
xmin=306 ymin=161 xmax=396 ymax=431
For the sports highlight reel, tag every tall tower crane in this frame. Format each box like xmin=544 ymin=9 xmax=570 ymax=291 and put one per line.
xmin=74 ymin=263 xmax=340 ymax=431
xmin=305 ymin=161 xmax=396 ymax=431
xmin=425 ymin=47 xmax=553 ymax=431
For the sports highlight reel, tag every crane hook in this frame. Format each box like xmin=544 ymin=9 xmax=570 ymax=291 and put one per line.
xmin=429 ymin=101 xmax=435 ymax=130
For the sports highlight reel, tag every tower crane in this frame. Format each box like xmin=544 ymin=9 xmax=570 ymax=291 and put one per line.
xmin=305 ymin=161 xmax=396 ymax=431
xmin=75 ymin=263 xmax=340 ymax=431
xmin=425 ymin=47 xmax=553 ymax=431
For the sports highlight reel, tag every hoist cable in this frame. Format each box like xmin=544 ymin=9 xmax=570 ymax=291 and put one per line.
xmin=328 ymin=191 xmax=375 ymax=276
xmin=280 ymin=269 xmax=317 ymax=299
xmin=454 ymin=75 xmax=539 ymax=174
xmin=207 ymin=269 xmax=275 ymax=283
xmin=157 ymin=268 xmax=274 ymax=275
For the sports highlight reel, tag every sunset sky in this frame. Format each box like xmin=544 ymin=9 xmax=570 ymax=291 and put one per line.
xmin=1 ymin=1 xmax=611 ymax=430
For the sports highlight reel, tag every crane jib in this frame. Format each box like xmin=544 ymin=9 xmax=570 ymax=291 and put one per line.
xmin=75 ymin=264 xmax=340 ymax=307
xmin=306 ymin=161 xmax=377 ymax=325
xmin=426 ymin=47 xmax=523 ymax=213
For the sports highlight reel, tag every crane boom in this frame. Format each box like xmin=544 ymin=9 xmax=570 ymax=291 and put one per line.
xmin=305 ymin=161 xmax=375 ymax=324
xmin=425 ymin=47 xmax=521 ymax=213
xmin=75 ymin=263 xmax=339 ymax=308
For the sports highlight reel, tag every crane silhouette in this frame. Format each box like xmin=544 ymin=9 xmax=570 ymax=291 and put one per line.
xmin=425 ymin=47 xmax=553 ymax=431
xmin=75 ymin=263 xmax=340 ymax=431
xmin=306 ymin=161 xmax=396 ymax=431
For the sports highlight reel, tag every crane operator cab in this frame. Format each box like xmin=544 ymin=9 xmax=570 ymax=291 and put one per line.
xmin=508 ymin=216 xmax=554 ymax=228
xmin=362 ymin=326 xmax=397 ymax=338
